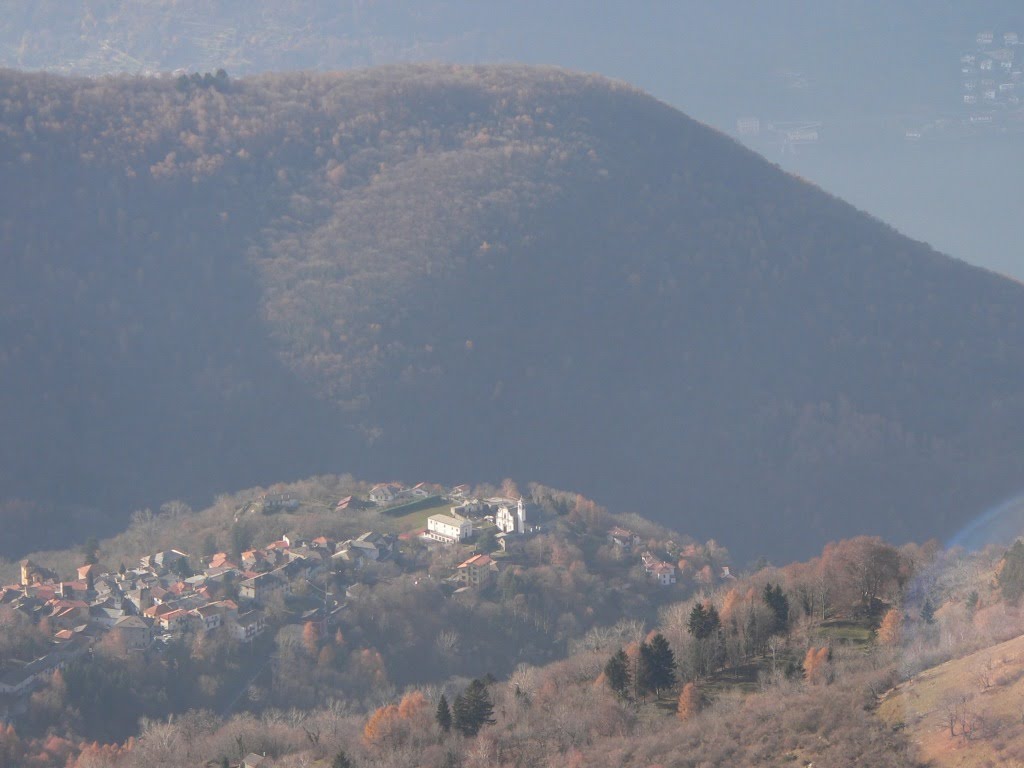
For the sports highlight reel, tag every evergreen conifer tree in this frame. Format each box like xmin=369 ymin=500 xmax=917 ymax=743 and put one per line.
xmin=921 ymin=598 xmax=935 ymax=625
xmin=999 ymin=540 xmax=1024 ymax=604
xmin=687 ymin=603 xmax=709 ymax=638
xmin=452 ymin=679 xmax=495 ymax=737
xmin=603 ymin=648 xmax=631 ymax=699
xmin=644 ymin=633 xmax=677 ymax=695
xmin=436 ymin=693 xmax=452 ymax=733
xmin=687 ymin=602 xmax=722 ymax=640
xmin=763 ymin=583 xmax=790 ymax=632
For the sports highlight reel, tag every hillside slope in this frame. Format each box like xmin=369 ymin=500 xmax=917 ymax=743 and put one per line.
xmin=880 ymin=630 xmax=1024 ymax=766
xmin=3 ymin=65 xmax=1024 ymax=559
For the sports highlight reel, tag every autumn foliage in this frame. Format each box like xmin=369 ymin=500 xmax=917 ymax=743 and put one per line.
xmin=676 ymin=682 xmax=701 ymax=721
xmin=876 ymin=608 xmax=903 ymax=646
xmin=803 ymin=646 xmax=831 ymax=685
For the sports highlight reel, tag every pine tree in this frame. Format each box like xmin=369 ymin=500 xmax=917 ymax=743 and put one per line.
xmin=83 ymin=536 xmax=99 ymax=565
xmin=436 ymin=693 xmax=452 ymax=733
xmin=603 ymin=649 xmax=631 ymax=699
xmin=636 ymin=641 xmax=654 ymax=698
xmin=705 ymin=605 xmax=721 ymax=636
xmin=921 ymin=598 xmax=935 ymax=625
xmin=966 ymin=590 xmax=979 ymax=614
xmin=644 ymin=633 xmax=677 ymax=695
xmin=762 ymin=583 xmax=790 ymax=632
xmin=452 ymin=693 xmax=467 ymax=734
xmin=688 ymin=603 xmax=722 ymax=640
xmin=452 ymin=679 xmax=495 ymax=737
xmin=999 ymin=540 xmax=1024 ymax=604
xmin=332 ymin=750 xmax=354 ymax=768
xmin=687 ymin=603 xmax=709 ymax=638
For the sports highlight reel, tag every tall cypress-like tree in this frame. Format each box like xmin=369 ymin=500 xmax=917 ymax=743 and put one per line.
xmin=687 ymin=603 xmax=709 ymax=638
xmin=763 ymin=583 xmax=790 ymax=632
xmin=643 ymin=633 xmax=677 ymax=695
xmin=453 ymin=679 xmax=495 ymax=737
xmin=688 ymin=603 xmax=721 ymax=640
xmin=921 ymin=598 xmax=936 ymax=625
xmin=436 ymin=693 xmax=452 ymax=733
xmin=603 ymin=648 xmax=631 ymax=699
xmin=999 ymin=540 xmax=1024 ymax=604
xmin=705 ymin=605 xmax=721 ymax=636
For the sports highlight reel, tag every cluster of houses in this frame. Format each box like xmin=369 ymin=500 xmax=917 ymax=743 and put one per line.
xmin=959 ymin=30 xmax=1023 ymax=118
xmin=367 ymin=481 xmax=453 ymax=506
xmin=0 ymin=526 xmax=404 ymax=719
xmin=0 ymin=481 xmax=708 ymax=722
xmin=607 ymin=526 xmax=678 ymax=586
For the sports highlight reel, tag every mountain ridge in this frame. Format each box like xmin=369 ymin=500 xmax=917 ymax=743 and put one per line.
xmin=3 ymin=64 xmax=1024 ymax=560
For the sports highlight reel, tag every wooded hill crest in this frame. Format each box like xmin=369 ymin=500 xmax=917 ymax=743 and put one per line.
xmin=3 ymin=64 xmax=1024 ymax=559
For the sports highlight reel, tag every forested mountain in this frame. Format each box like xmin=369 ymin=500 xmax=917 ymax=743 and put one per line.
xmin=7 ymin=1 xmax=1024 ymax=281
xmin=4 ymin=64 xmax=1024 ymax=560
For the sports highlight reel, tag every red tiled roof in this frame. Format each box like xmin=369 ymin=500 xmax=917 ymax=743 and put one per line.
xmin=209 ymin=553 xmax=230 ymax=568
xmin=458 ymin=554 xmax=493 ymax=568
xmin=47 ymin=599 xmax=88 ymax=610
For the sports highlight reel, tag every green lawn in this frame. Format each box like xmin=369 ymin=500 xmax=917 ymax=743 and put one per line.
xmin=815 ymin=618 xmax=874 ymax=644
xmin=703 ymin=659 xmax=772 ymax=695
xmin=389 ymin=502 xmax=454 ymax=532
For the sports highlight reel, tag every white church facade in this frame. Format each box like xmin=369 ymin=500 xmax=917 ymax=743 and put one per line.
xmin=495 ymin=497 xmax=528 ymax=534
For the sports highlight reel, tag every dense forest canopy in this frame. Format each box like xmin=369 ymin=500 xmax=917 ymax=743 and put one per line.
xmin=3 ymin=64 xmax=1024 ymax=560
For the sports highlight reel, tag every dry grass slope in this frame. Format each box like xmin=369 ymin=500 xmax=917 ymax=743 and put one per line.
xmin=880 ymin=631 xmax=1024 ymax=767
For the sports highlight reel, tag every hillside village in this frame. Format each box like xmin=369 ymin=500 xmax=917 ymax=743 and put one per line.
xmin=0 ymin=474 xmax=1019 ymax=768
xmin=0 ymin=480 xmax=716 ymax=725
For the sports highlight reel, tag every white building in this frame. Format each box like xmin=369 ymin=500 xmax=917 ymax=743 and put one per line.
xmin=495 ymin=497 xmax=528 ymax=534
xmin=426 ymin=514 xmax=472 ymax=543
xmin=230 ymin=610 xmax=266 ymax=642
xmin=641 ymin=552 xmax=677 ymax=586
xmin=648 ymin=562 xmax=677 ymax=586
xmin=192 ymin=604 xmax=224 ymax=632
xmin=368 ymin=483 xmax=404 ymax=505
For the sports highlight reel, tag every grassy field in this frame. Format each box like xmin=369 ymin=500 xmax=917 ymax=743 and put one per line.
xmin=878 ymin=632 xmax=1024 ymax=767
xmin=387 ymin=501 xmax=453 ymax=532
xmin=816 ymin=618 xmax=874 ymax=644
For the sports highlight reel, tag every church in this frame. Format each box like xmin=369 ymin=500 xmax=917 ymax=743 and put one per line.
xmin=495 ymin=497 xmax=528 ymax=534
